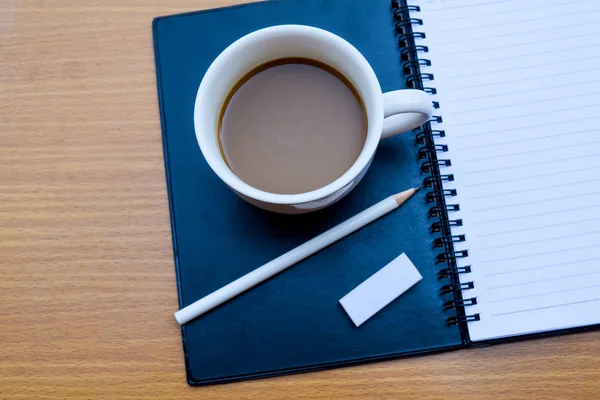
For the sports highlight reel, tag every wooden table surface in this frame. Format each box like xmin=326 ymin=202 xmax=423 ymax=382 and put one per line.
xmin=1 ymin=1 xmax=599 ymax=399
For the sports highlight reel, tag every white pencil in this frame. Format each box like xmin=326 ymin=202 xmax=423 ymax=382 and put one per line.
xmin=174 ymin=187 xmax=419 ymax=325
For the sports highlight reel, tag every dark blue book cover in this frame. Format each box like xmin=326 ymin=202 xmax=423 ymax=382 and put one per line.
xmin=153 ymin=0 xmax=464 ymax=385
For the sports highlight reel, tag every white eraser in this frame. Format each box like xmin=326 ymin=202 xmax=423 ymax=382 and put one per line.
xmin=339 ymin=253 xmax=422 ymax=327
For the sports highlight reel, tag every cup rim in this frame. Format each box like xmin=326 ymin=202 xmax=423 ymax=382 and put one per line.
xmin=194 ymin=25 xmax=383 ymax=205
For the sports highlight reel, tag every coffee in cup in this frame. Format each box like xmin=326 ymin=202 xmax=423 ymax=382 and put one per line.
xmin=219 ymin=57 xmax=367 ymax=194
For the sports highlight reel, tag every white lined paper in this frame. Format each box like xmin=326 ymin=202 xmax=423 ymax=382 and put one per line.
xmin=413 ymin=0 xmax=600 ymax=341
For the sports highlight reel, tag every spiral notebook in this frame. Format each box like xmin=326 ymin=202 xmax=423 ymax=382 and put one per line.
xmin=153 ymin=0 xmax=600 ymax=385
xmin=407 ymin=0 xmax=600 ymax=342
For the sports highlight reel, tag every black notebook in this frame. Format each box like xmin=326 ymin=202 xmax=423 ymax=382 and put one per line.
xmin=153 ymin=0 xmax=600 ymax=386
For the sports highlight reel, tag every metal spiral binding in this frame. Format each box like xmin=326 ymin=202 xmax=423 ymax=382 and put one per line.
xmin=392 ymin=0 xmax=479 ymax=328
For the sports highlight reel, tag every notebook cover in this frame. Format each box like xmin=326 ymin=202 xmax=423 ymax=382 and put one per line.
xmin=153 ymin=0 xmax=464 ymax=385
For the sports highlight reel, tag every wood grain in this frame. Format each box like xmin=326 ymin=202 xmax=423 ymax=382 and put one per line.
xmin=1 ymin=1 xmax=599 ymax=399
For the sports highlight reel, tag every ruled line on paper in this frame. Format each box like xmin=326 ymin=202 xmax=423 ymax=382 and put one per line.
xmin=477 ymin=217 xmax=600 ymax=238
xmin=480 ymin=244 xmax=600 ymax=265
xmin=452 ymin=103 xmax=600 ymax=126
xmin=460 ymin=140 xmax=600 ymax=163
xmin=440 ymin=42 xmax=600 ymax=68
xmin=455 ymin=117 xmax=600 ymax=139
xmin=473 ymin=205 xmax=600 ymax=226
xmin=467 ymin=178 xmax=600 ymax=200
xmin=485 ymin=257 xmax=600 ymax=277
xmin=434 ymin=9 xmax=600 ymax=35
xmin=479 ymin=230 xmax=600 ymax=251
xmin=435 ymin=20 xmax=600 ymax=46
xmin=462 ymin=153 xmax=600 ymax=175
xmin=450 ymin=92 xmax=600 ymax=116
xmin=456 ymin=129 xmax=594 ymax=151
xmin=488 ymin=272 xmax=600 ymax=290
xmin=490 ymin=284 xmax=600 ymax=303
xmin=451 ymin=81 xmax=600 ymax=102
xmin=465 ymin=166 xmax=600 ymax=188
xmin=432 ymin=0 xmax=591 ymax=23
xmin=471 ymin=192 xmax=600 ymax=213
xmin=431 ymin=0 xmax=511 ymax=12
xmin=444 ymin=65 xmax=600 ymax=91
xmin=446 ymin=54 xmax=600 ymax=78
xmin=492 ymin=298 xmax=600 ymax=317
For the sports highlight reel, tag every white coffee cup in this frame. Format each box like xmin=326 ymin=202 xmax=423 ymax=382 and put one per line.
xmin=194 ymin=25 xmax=433 ymax=214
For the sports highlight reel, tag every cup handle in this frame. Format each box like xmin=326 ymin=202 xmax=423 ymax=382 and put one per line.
xmin=381 ymin=89 xmax=434 ymax=139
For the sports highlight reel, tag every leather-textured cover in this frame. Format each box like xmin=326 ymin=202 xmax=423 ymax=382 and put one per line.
xmin=153 ymin=0 xmax=464 ymax=386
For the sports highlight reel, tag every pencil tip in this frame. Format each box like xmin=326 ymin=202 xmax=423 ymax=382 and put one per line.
xmin=393 ymin=186 xmax=420 ymax=205
xmin=414 ymin=185 xmax=422 ymax=192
